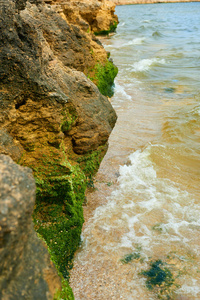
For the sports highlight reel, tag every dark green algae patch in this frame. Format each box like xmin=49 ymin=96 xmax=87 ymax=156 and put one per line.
xmin=32 ymin=156 xmax=86 ymax=278
xmin=91 ymin=22 xmax=118 ymax=97
xmin=94 ymin=21 xmax=118 ymax=36
xmin=120 ymin=249 xmax=181 ymax=300
xmin=32 ymin=145 xmax=105 ymax=276
xmin=19 ymin=138 xmax=105 ymax=299
xmin=140 ymin=259 xmax=180 ymax=300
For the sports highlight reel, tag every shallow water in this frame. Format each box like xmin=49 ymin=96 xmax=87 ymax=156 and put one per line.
xmin=71 ymin=3 xmax=200 ymax=299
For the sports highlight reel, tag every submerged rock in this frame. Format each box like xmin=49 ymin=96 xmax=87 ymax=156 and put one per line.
xmin=0 ymin=154 xmax=62 ymax=300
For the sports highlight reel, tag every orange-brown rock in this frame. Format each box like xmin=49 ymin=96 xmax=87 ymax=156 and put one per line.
xmin=50 ymin=0 xmax=118 ymax=34
xmin=0 ymin=0 xmax=117 ymax=156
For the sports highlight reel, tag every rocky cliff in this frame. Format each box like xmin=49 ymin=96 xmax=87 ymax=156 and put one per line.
xmin=0 ymin=0 xmax=118 ymax=298
xmin=51 ymin=0 xmax=118 ymax=35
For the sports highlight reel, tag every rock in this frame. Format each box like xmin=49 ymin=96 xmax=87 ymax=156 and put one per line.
xmin=0 ymin=129 xmax=23 ymax=161
xmin=0 ymin=0 xmax=117 ymax=155
xmin=0 ymin=0 xmax=117 ymax=295
xmin=0 ymin=154 xmax=61 ymax=300
xmin=51 ymin=0 xmax=118 ymax=34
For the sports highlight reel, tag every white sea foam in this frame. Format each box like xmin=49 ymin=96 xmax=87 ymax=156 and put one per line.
xmin=105 ymin=37 xmax=145 ymax=50
xmin=132 ymin=58 xmax=166 ymax=72
xmin=118 ymin=22 xmax=125 ymax=27
xmin=77 ymin=144 xmax=200 ymax=298
xmin=81 ymin=144 xmax=200 ymax=258
xmin=122 ymin=37 xmax=146 ymax=47
xmin=114 ymin=82 xmax=132 ymax=101
xmin=195 ymin=105 xmax=200 ymax=116
xmin=178 ymin=282 xmax=200 ymax=297
xmin=142 ymin=20 xmax=151 ymax=23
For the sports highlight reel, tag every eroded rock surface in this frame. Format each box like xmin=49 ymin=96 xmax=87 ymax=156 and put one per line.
xmin=0 ymin=0 xmax=117 ymax=155
xmin=47 ymin=0 xmax=118 ymax=34
xmin=0 ymin=155 xmax=61 ymax=300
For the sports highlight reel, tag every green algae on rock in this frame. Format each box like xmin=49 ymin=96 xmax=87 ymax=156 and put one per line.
xmin=94 ymin=20 xmax=118 ymax=36
xmin=53 ymin=277 xmax=74 ymax=300
xmin=56 ymin=0 xmax=118 ymax=37
xmin=88 ymin=60 xmax=118 ymax=97
xmin=32 ymin=154 xmax=86 ymax=278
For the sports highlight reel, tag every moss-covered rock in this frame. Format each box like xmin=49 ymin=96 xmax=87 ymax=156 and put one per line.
xmin=21 ymin=145 xmax=82 ymax=278
xmin=88 ymin=60 xmax=118 ymax=97
xmin=54 ymin=277 xmax=74 ymax=300
xmin=19 ymin=138 xmax=106 ymax=297
xmin=94 ymin=21 xmax=118 ymax=36
xmin=21 ymin=142 xmax=105 ymax=280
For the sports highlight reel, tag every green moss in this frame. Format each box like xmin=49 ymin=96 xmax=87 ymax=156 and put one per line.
xmin=88 ymin=60 xmax=118 ymax=97
xmin=32 ymin=148 xmax=86 ymax=278
xmin=54 ymin=278 xmax=74 ymax=300
xmin=77 ymin=149 xmax=102 ymax=177
xmin=23 ymin=142 xmax=35 ymax=152
xmin=94 ymin=21 xmax=118 ymax=36
xmin=76 ymin=147 xmax=105 ymax=188
xmin=36 ymin=235 xmax=74 ymax=300
xmin=20 ymin=116 xmax=107 ymax=297
xmin=61 ymin=109 xmax=77 ymax=133
xmin=31 ymin=144 xmax=106 ymax=281
xmin=18 ymin=103 xmax=108 ymax=298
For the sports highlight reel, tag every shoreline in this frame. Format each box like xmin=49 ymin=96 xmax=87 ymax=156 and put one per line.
xmin=114 ymin=0 xmax=200 ymax=5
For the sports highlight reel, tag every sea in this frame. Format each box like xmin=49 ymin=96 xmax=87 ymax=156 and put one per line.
xmin=70 ymin=3 xmax=200 ymax=299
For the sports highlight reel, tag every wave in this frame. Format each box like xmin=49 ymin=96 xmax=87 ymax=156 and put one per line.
xmin=123 ymin=37 xmax=146 ymax=46
xmin=152 ymin=30 xmax=163 ymax=37
xmin=162 ymin=103 xmax=200 ymax=143
xmin=141 ymin=20 xmax=151 ymax=23
xmin=82 ymin=144 xmax=200 ymax=255
xmin=103 ymin=37 xmax=145 ymax=50
xmin=114 ymin=82 xmax=132 ymax=101
xmin=132 ymin=58 xmax=165 ymax=72
xmin=118 ymin=22 xmax=125 ymax=27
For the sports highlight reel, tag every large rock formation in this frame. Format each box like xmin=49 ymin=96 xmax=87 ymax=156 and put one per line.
xmin=0 ymin=0 xmax=117 ymax=297
xmin=0 ymin=0 xmax=117 ymax=154
xmin=52 ymin=0 xmax=118 ymax=35
xmin=0 ymin=155 xmax=62 ymax=300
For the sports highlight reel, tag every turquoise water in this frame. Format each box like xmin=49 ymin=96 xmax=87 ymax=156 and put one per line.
xmin=71 ymin=3 xmax=200 ymax=299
